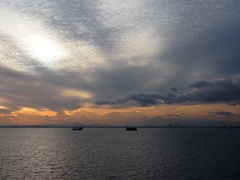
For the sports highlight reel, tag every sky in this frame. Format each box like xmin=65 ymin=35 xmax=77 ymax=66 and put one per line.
xmin=0 ymin=0 xmax=240 ymax=126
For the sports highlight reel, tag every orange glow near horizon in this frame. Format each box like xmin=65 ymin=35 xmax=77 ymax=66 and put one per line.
xmin=0 ymin=103 xmax=239 ymax=126
xmin=16 ymin=107 xmax=57 ymax=117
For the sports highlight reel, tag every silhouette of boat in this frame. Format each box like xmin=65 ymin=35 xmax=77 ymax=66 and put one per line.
xmin=72 ymin=126 xmax=83 ymax=130
xmin=126 ymin=127 xmax=137 ymax=131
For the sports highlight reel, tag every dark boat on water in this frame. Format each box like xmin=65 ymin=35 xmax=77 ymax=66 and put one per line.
xmin=126 ymin=127 xmax=137 ymax=131
xmin=72 ymin=126 xmax=83 ymax=131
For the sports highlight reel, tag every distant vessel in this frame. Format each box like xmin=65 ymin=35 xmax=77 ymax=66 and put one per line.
xmin=126 ymin=127 xmax=137 ymax=131
xmin=72 ymin=126 xmax=83 ymax=131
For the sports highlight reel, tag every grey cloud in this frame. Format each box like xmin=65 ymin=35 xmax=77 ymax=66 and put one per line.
xmin=157 ymin=1 xmax=240 ymax=81
xmin=168 ymin=87 xmax=178 ymax=93
xmin=2 ymin=83 xmax=83 ymax=112
xmin=96 ymin=92 xmax=162 ymax=107
xmin=190 ymin=81 xmax=212 ymax=88
xmin=0 ymin=67 xmax=85 ymax=112
xmin=0 ymin=109 xmax=12 ymax=114
xmin=46 ymin=0 xmax=123 ymax=55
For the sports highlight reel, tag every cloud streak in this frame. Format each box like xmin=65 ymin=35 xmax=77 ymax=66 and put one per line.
xmin=208 ymin=111 xmax=234 ymax=116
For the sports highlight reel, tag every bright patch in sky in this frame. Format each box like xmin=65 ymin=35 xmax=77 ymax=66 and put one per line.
xmin=22 ymin=35 xmax=64 ymax=64
xmin=62 ymin=89 xmax=93 ymax=99
xmin=0 ymin=6 xmax=68 ymax=69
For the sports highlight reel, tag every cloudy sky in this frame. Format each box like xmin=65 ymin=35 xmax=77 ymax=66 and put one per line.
xmin=0 ymin=0 xmax=240 ymax=126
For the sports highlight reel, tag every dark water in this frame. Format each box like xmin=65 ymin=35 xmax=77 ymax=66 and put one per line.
xmin=0 ymin=128 xmax=240 ymax=180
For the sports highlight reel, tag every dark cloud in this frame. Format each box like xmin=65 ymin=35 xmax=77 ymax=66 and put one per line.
xmin=166 ymin=114 xmax=182 ymax=117
xmin=96 ymin=77 xmax=240 ymax=106
xmin=208 ymin=111 xmax=234 ymax=116
xmin=227 ymin=102 xmax=240 ymax=106
xmin=187 ymin=78 xmax=240 ymax=103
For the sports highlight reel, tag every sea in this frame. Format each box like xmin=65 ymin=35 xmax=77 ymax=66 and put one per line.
xmin=0 ymin=128 xmax=240 ymax=180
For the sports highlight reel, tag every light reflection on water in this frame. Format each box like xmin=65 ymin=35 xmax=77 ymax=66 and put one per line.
xmin=0 ymin=128 xmax=240 ymax=179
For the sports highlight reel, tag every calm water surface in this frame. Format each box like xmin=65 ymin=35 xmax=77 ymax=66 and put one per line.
xmin=0 ymin=128 xmax=240 ymax=179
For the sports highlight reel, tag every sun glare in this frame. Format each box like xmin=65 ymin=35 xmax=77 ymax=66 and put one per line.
xmin=22 ymin=35 xmax=65 ymax=64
